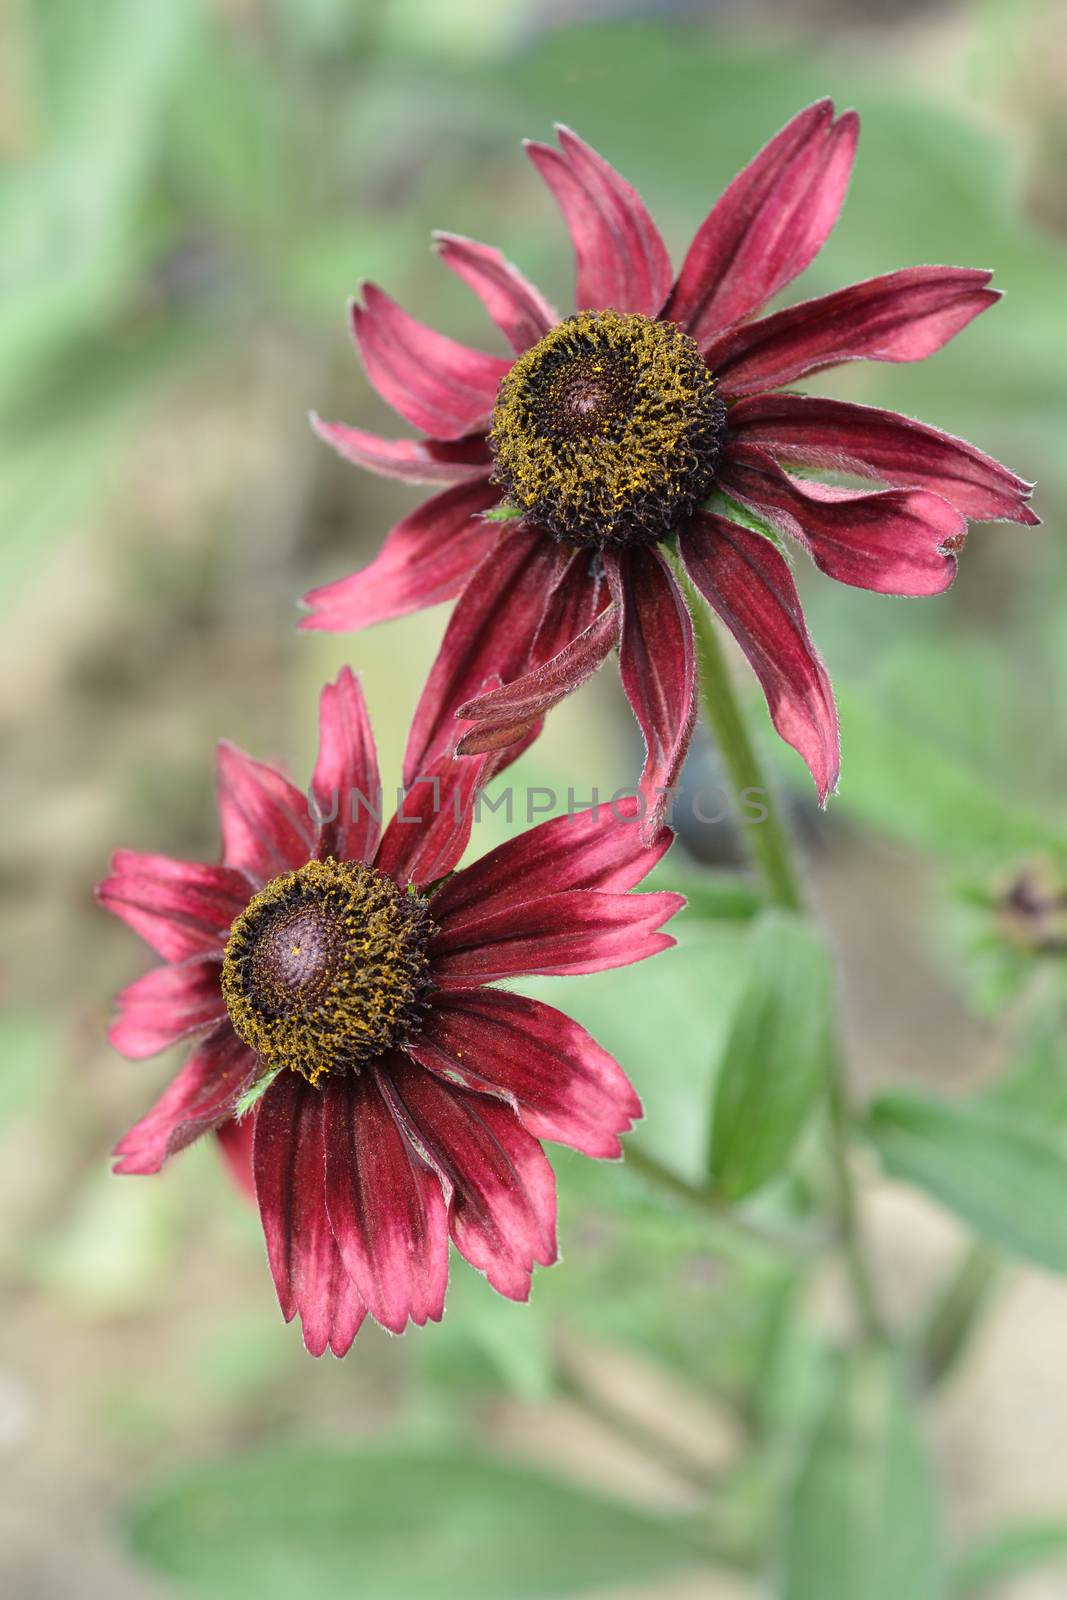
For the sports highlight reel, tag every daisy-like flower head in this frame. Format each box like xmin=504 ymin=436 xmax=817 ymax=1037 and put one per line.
xmin=97 ymin=670 xmax=681 ymax=1356
xmin=304 ymin=101 xmax=1036 ymax=838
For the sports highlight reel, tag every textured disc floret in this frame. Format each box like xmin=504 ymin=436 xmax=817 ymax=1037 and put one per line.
xmin=489 ymin=310 xmax=726 ymax=550
xmin=221 ymin=858 xmax=435 ymax=1083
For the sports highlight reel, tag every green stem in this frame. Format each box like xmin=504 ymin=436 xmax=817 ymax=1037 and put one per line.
xmin=686 ymin=583 xmax=885 ymax=1341
xmin=917 ymin=1242 xmax=999 ymax=1387
xmin=624 ymin=1145 xmax=823 ymax=1258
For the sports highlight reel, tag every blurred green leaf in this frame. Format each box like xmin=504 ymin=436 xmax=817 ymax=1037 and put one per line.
xmin=867 ymin=1092 xmax=1067 ymax=1273
xmin=780 ymin=1349 xmax=945 ymax=1600
xmin=951 ymin=1517 xmax=1067 ymax=1597
xmin=707 ymin=911 xmax=833 ymax=1202
xmin=125 ymin=1446 xmax=710 ymax=1599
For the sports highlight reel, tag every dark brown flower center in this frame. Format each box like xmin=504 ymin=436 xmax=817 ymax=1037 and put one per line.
xmin=221 ymin=858 xmax=434 ymax=1083
xmin=489 ymin=309 xmax=726 ymax=551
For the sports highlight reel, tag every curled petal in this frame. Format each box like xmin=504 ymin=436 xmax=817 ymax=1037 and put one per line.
xmin=375 ymin=749 xmax=491 ymax=890
xmin=351 ymin=284 xmax=511 ymax=440
xmin=727 ymin=393 xmax=1038 ymax=525
xmin=109 ymin=957 xmax=225 ymax=1059
xmin=680 ymin=513 xmax=840 ymax=803
xmin=666 ymin=99 xmax=858 ymax=341
xmin=253 ymin=1073 xmax=367 ymax=1357
xmin=113 ymin=1025 xmax=256 ymax=1175
xmin=311 ymin=667 xmax=381 ymax=865
xmin=322 ymin=1066 xmax=448 ymax=1334
xmin=412 ymin=990 xmax=641 ymax=1158
xmin=606 ymin=548 xmax=696 ymax=841
xmin=300 ymin=477 xmax=500 ymax=634
xmin=216 ymin=742 xmax=316 ymax=884
xmin=384 ymin=1060 xmax=557 ymax=1301
xmin=433 ymin=232 xmax=557 ymax=353
xmin=455 ymin=603 xmax=619 ymax=756
xmin=97 ymin=854 xmax=250 ymax=961
xmin=720 ymin=444 xmax=963 ymax=595
xmin=525 ymin=126 xmax=672 ymax=316
xmin=705 ymin=267 xmax=999 ymax=396
xmin=309 ymin=413 xmax=492 ymax=485
xmin=429 ymin=889 xmax=684 ymax=987
xmin=430 ymin=793 xmax=671 ymax=936
xmin=402 ymin=525 xmax=558 ymax=786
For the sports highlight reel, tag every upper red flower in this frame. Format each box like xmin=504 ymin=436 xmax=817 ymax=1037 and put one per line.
xmin=303 ymin=101 xmax=1036 ymax=836
xmin=97 ymin=669 xmax=680 ymax=1356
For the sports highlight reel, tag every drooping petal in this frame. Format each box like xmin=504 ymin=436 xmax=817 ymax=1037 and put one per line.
xmin=606 ymin=547 xmax=696 ymax=840
xmin=383 ymin=1059 xmax=557 ymax=1301
xmin=216 ymin=742 xmax=317 ymax=884
xmin=433 ymin=232 xmax=557 ymax=353
xmin=375 ymin=749 xmax=490 ymax=890
xmin=309 ymin=413 xmax=492 ymax=484
xmin=300 ymin=477 xmax=501 ymax=635
xmin=402 ymin=524 xmax=558 ymax=786
xmin=322 ymin=1065 xmax=449 ymax=1334
xmin=429 ymin=793 xmax=671 ymax=936
xmin=217 ymin=1113 xmax=256 ymax=1203
xmin=113 ymin=1025 xmax=257 ymax=1175
xmin=705 ymin=267 xmax=999 ymax=396
xmin=253 ymin=1072 xmax=367 ymax=1358
xmin=310 ymin=667 xmax=382 ymax=864
xmin=109 ymin=957 xmax=226 ymax=1059
xmin=680 ymin=513 xmax=840 ymax=803
xmin=96 ymin=854 xmax=250 ymax=961
xmin=429 ymin=889 xmax=684 ymax=987
xmin=455 ymin=603 xmax=619 ymax=756
xmin=351 ymin=284 xmax=511 ymax=440
xmin=727 ymin=393 xmax=1039 ymax=525
xmin=525 ymin=126 xmax=672 ymax=316
xmin=665 ymin=99 xmax=859 ymax=342
xmin=720 ymin=445 xmax=963 ymax=595
xmin=411 ymin=990 xmax=641 ymax=1158
xmin=530 ymin=547 xmax=612 ymax=665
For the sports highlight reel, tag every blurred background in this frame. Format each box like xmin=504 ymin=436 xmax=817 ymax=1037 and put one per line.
xmin=2 ymin=0 xmax=1066 ymax=1596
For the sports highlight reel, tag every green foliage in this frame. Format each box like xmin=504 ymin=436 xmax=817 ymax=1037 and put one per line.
xmin=708 ymin=911 xmax=834 ymax=1202
xmin=124 ymin=1446 xmax=711 ymax=1600
xmin=952 ymin=1517 xmax=1067 ymax=1597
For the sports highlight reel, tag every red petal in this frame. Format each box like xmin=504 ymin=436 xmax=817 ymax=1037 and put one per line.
xmin=429 ymin=889 xmax=684 ymax=987
xmin=97 ymin=854 xmax=250 ymax=961
xmin=375 ymin=749 xmax=490 ymax=890
xmin=300 ymin=477 xmax=501 ymax=634
xmin=384 ymin=1060 xmax=557 ymax=1301
xmin=109 ymin=957 xmax=225 ymax=1059
xmin=310 ymin=667 xmax=381 ymax=864
xmin=666 ymin=100 xmax=858 ymax=342
xmin=216 ymin=742 xmax=316 ymax=884
xmin=606 ymin=548 xmax=696 ymax=841
xmin=706 ymin=267 xmax=999 ymax=396
xmin=217 ymin=1114 xmax=256 ymax=1203
xmin=352 ymin=284 xmax=511 ymax=440
xmin=309 ymin=413 xmax=492 ymax=484
xmin=720 ymin=444 xmax=963 ymax=595
xmin=525 ymin=127 xmax=672 ymax=316
xmin=433 ymin=232 xmax=557 ymax=353
xmin=455 ymin=603 xmax=619 ymax=756
xmin=680 ymin=513 xmax=840 ymax=803
xmin=113 ymin=1025 xmax=256 ymax=1175
xmin=412 ymin=990 xmax=641 ymax=1158
xmin=322 ymin=1066 xmax=449 ymax=1334
xmin=253 ymin=1073 xmax=367 ymax=1358
xmin=402 ymin=525 xmax=557 ymax=786
xmin=430 ymin=793 xmax=671 ymax=936
xmin=727 ymin=393 xmax=1039 ymax=525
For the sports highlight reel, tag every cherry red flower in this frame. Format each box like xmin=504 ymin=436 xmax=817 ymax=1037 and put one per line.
xmin=303 ymin=101 xmax=1036 ymax=835
xmin=98 ymin=669 xmax=680 ymax=1356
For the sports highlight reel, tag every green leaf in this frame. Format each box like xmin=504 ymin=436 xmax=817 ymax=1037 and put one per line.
xmin=866 ymin=1093 xmax=1067 ymax=1273
xmin=952 ymin=1518 xmax=1067 ymax=1597
xmin=124 ymin=1446 xmax=709 ymax=1599
xmin=707 ymin=910 xmax=833 ymax=1202
xmin=780 ymin=1349 xmax=945 ymax=1600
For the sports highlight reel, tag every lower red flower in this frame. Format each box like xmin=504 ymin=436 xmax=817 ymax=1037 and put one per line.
xmin=98 ymin=670 xmax=681 ymax=1355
